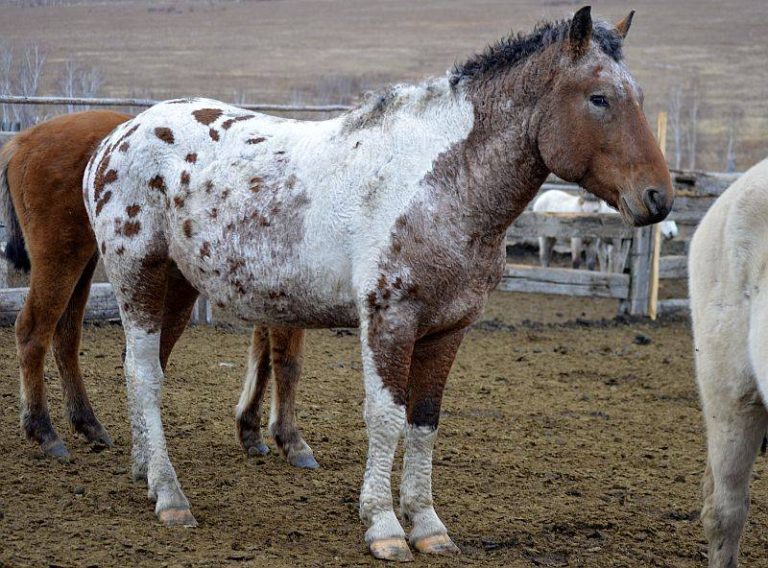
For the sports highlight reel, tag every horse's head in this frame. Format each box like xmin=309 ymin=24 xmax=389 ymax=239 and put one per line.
xmin=536 ymin=7 xmax=673 ymax=226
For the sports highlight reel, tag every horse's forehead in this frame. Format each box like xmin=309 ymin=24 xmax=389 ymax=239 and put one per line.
xmin=592 ymin=57 xmax=639 ymax=99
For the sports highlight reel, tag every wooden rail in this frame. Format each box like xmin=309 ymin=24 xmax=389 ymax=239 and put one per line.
xmin=0 ymin=95 xmax=354 ymax=113
xmin=0 ymin=282 xmax=118 ymax=326
xmin=500 ymin=263 xmax=629 ymax=299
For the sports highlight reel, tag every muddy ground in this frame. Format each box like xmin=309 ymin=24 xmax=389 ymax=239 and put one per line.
xmin=1 ymin=290 xmax=767 ymax=567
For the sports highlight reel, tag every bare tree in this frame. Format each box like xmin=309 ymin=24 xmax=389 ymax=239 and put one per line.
xmin=58 ymin=59 xmax=105 ymax=111
xmin=686 ymin=75 xmax=701 ymax=170
xmin=13 ymin=42 xmax=46 ymax=128
xmin=0 ymin=42 xmax=13 ymax=128
xmin=667 ymin=85 xmax=684 ymax=169
xmin=724 ymin=107 xmax=743 ymax=173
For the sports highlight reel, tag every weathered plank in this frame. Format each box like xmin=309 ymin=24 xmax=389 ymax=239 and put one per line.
xmin=657 ymin=298 xmax=690 ymax=316
xmin=0 ymin=282 xmax=119 ymax=325
xmin=659 ymin=255 xmax=688 ymax=280
xmin=499 ymin=263 xmax=629 ymax=299
xmin=669 ymin=169 xmax=740 ymax=197
xmin=627 ymin=226 xmax=653 ymax=316
xmin=507 ymin=212 xmax=635 ymax=240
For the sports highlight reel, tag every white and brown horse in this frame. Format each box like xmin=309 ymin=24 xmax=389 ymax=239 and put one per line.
xmin=0 ymin=111 xmax=316 ymax=468
xmin=83 ymin=7 xmax=672 ymax=560
xmin=690 ymin=158 xmax=768 ymax=568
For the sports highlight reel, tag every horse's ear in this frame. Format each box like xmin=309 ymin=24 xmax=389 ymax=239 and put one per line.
xmin=568 ymin=6 xmax=593 ymax=60
xmin=615 ymin=10 xmax=635 ymax=39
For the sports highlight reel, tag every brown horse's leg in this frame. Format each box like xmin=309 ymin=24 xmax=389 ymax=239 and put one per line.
xmin=236 ymin=326 xmax=272 ymax=456
xmin=52 ymin=253 xmax=112 ymax=448
xmin=268 ymin=327 xmax=318 ymax=469
xmin=400 ymin=328 xmax=466 ymax=556
xmin=158 ymin=263 xmax=199 ymax=371
xmin=16 ymin=248 xmax=95 ymax=461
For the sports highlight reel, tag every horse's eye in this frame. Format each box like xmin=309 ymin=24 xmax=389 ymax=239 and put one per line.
xmin=590 ymin=95 xmax=609 ymax=108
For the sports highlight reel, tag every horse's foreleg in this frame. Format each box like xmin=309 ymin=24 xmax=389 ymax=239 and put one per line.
xmin=16 ymin=247 xmax=94 ymax=461
xmin=268 ymin=327 xmax=318 ymax=469
xmin=698 ymin=321 xmax=767 ymax=567
xmin=538 ymin=237 xmax=554 ymax=267
xmin=585 ymin=239 xmax=598 ymax=271
xmin=52 ymin=253 xmax=112 ymax=448
xmin=400 ymin=328 xmax=464 ymax=556
xmin=570 ymin=237 xmax=583 ymax=269
xmin=236 ymin=326 xmax=271 ymax=457
xmin=359 ymin=313 xmax=415 ymax=561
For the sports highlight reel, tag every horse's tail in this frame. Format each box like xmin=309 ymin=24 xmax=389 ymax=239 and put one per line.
xmin=0 ymin=137 xmax=31 ymax=272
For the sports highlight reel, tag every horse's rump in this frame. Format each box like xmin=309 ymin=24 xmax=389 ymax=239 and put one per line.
xmin=0 ymin=137 xmax=31 ymax=271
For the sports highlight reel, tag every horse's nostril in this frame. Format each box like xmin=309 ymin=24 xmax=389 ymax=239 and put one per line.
xmin=643 ymin=188 xmax=663 ymax=216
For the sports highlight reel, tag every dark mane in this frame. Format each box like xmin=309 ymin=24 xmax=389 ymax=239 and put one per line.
xmin=451 ymin=17 xmax=624 ymax=85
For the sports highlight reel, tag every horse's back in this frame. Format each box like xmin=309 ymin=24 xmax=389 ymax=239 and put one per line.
xmin=10 ymin=110 xmax=130 ymax=202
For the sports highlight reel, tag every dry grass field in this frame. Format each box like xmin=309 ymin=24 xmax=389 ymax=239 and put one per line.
xmin=0 ymin=0 xmax=765 ymax=169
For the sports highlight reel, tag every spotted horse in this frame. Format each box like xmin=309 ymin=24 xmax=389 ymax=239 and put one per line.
xmin=0 ymin=111 xmax=317 ymax=469
xmin=84 ymin=7 xmax=673 ymax=561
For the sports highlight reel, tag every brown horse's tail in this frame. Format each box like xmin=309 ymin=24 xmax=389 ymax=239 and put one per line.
xmin=0 ymin=137 xmax=31 ymax=272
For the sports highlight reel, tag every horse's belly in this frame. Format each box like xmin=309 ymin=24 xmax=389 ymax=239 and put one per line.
xmin=229 ymin=292 xmax=360 ymax=328
xmin=178 ymin=246 xmax=359 ymax=328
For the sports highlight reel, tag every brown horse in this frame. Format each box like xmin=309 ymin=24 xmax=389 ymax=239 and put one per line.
xmin=83 ymin=7 xmax=672 ymax=559
xmin=0 ymin=110 xmax=316 ymax=468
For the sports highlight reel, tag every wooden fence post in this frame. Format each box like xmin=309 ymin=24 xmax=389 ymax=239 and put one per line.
xmin=647 ymin=111 xmax=668 ymax=320
xmin=627 ymin=225 xmax=654 ymax=316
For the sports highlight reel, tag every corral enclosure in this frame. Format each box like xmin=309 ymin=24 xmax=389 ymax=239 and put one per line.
xmin=1 ymin=1 xmax=768 ymax=567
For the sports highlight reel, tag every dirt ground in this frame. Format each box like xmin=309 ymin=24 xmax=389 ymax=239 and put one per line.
xmin=1 ymin=290 xmax=767 ymax=568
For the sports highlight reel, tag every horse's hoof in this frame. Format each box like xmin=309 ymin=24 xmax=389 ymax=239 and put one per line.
xmin=246 ymin=442 xmax=270 ymax=457
xmin=159 ymin=507 xmax=198 ymax=528
xmin=41 ymin=439 xmax=71 ymax=462
xmin=287 ymin=451 xmax=320 ymax=470
xmin=413 ymin=534 xmax=460 ymax=555
xmin=369 ymin=538 xmax=414 ymax=562
xmin=89 ymin=429 xmax=114 ymax=451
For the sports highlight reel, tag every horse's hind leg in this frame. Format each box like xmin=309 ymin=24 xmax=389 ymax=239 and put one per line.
xmin=268 ymin=327 xmax=318 ymax=469
xmin=16 ymin=247 xmax=95 ymax=461
xmin=104 ymin=246 xmax=195 ymax=526
xmin=159 ymin=262 xmax=199 ymax=371
xmin=236 ymin=326 xmax=272 ymax=457
xmin=698 ymin=308 xmax=768 ymax=567
xmin=52 ymin=253 xmax=112 ymax=448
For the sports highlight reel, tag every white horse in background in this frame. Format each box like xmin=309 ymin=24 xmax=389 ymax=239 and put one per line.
xmin=532 ymin=189 xmax=602 ymax=270
xmin=533 ymin=189 xmax=678 ymax=272
xmin=689 ymin=158 xmax=768 ymax=568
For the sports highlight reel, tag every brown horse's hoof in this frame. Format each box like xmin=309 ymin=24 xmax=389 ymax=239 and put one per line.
xmin=88 ymin=429 xmax=114 ymax=451
xmin=159 ymin=507 xmax=198 ymax=528
xmin=41 ymin=438 xmax=71 ymax=462
xmin=413 ymin=534 xmax=460 ymax=555
xmin=369 ymin=538 xmax=414 ymax=562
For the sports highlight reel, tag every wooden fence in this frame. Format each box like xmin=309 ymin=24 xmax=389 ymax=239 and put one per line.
xmin=0 ymin=96 xmax=740 ymax=324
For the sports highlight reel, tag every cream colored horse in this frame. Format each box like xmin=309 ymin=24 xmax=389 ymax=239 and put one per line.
xmin=690 ymin=157 xmax=768 ymax=568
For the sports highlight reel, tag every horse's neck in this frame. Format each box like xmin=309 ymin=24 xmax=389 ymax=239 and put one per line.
xmin=430 ymin=85 xmax=550 ymax=243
